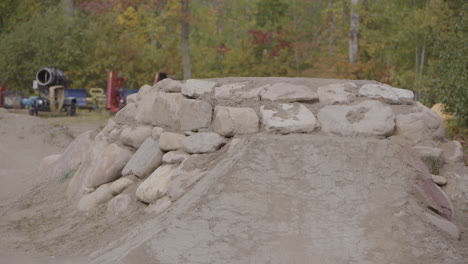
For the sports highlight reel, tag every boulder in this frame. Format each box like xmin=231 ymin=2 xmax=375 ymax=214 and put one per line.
xmin=166 ymin=155 xmax=206 ymax=201
xmin=212 ymin=106 xmax=259 ymax=137
xmin=411 ymin=146 xmax=445 ymax=174
xmin=182 ymin=132 xmax=227 ymax=154
xmin=119 ymin=126 xmax=153 ymax=149
xmin=395 ymin=105 xmax=445 ymax=145
xmin=318 ymin=100 xmax=395 ymax=137
xmin=415 ymin=178 xmax=454 ymax=220
xmin=162 ymin=150 xmax=190 ymax=164
xmin=108 ymin=127 xmax=122 ymax=143
xmin=77 ymin=184 xmax=113 ymax=211
xmin=66 ymin=134 xmax=107 ymax=200
xmin=136 ymin=164 xmax=179 ymax=204
xmin=181 ymin=79 xmax=217 ymax=98
xmin=83 ymin=143 xmax=133 ymax=189
xmin=110 ymin=176 xmax=135 ymax=195
xmin=155 ymin=78 xmax=184 ymax=93
xmin=145 ymin=196 xmax=172 ymax=214
xmin=179 ymin=99 xmax=213 ymax=131
xmin=135 ymin=92 xmax=159 ymax=125
xmin=151 ymin=127 xmax=164 ymax=139
xmin=214 ymin=82 xmax=248 ymax=100
xmin=317 ymin=82 xmax=357 ymax=105
xmin=114 ymin=103 xmax=137 ymax=124
xmin=159 ymin=132 xmax=187 ymax=151
xmin=151 ymin=93 xmax=185 ymax=129
xmin=122 ymin=137 xmax=163 ymax=178
xmin=260 ymin=103 xmax=319 ymax=134
xmin=126 ymin=93 xmax=138 ymax=104
xmin=440 ymin=141 xmax=464 ymax=164
xmin=358 ymin=84 xmax=414 ymax=104
xmin=136 ymin=84 xmax=156 ymax=100
xmin=261 ymin=83 xmax=318 ymax=103
xmin=107 ymin=194 xmax=133 ymax=217
xmin=424 ymin=212 xmax=460 ymax=240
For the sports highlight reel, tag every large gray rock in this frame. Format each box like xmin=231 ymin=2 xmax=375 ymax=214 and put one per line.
xmin=317 ymin=82 xmax=357 ymax=105
xmin=136 ymin=84 xmax=157 ymax=100
xmin=411 ymin=146 xmax=445 ymax=174
xmin=114 ymin=103 xmax=137 ymax=124
xmin=120 ymin=126 xmax=153 ymax=149
xmin=155 ymin=78 xmax=184 ymax=93
xmin=83 ymin=143 xmax=133 ymax=189
xmin=110 ymin=176 xmax=135 ymax=195
xmin=162 ymin=150 xmax=190 ymax=164
xmin=261 ymin=83 xmax=318 ymax=103
xmin=126 ymin=93 xmax=138 ymax=104
xmin=64 ymin=131 xmax=101 ymax=200
xmin=212 ymin=106 xmax=259 ymax=137
xmin=151 ymin=93 xmax=185 ymax=129
xmin=182 ymin=132 xmax=227 ymax=154
xmin=214 ymin=82 xmax=249 ymax=100
xmin=135 ymin=93 xmax=159 ymax=125
xmin=318 ymin=100 xmax=395 ymax=137
xmin=159 ymin=132 xmax=187 ymax=151
xmin=440 ymin=141 xmax=464 ymax=164
xmin=181 ymin=79 xmax=217 ymax=98
xmin=122 ymin=137 xmax=163 ymax=178
xmin=77 ymin=184 xmax=113 ymax=211
xmin=179 ymin=99 xmax=213 ymax=131
xmin=424 ymin=212 xmax=460 ymax=240
xmin=359 ymin=84 xmax=414 ymax=104
xmin=136 ymin=164 xmax=179 ymax=204
xmin=260 ymin=103 xmax=319 ymax=134
xmin=395 ymin=105 xmax=445 ymax=145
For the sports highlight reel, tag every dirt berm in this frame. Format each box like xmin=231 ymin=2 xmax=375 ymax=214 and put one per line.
xmin=0 ymin=78 xmax=467 ymax=264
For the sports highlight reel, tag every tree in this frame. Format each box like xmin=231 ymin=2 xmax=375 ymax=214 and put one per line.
xmin=349 ymin=0 xmax=359 ymax=64
xmin=181 ymin=0 xmax=191 ymax=79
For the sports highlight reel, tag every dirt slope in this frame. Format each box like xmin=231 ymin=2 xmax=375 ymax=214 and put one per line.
xmin=90 ymin=134 xmax=467 ymax=264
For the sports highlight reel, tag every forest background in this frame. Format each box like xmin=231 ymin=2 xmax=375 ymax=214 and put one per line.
xmin=0 ymin=0 xmax=466 ymax=127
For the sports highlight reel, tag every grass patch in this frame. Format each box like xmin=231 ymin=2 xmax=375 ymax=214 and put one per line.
xmin=61 ymin=168 xmax=78 ymax=183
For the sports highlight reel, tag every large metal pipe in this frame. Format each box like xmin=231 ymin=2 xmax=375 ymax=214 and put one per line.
xmin=36 ymin=67 xmax=68 ymax=86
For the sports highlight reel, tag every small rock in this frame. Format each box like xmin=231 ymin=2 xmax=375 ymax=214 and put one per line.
xmin=183 ymin=132 xmax=227 ymax=154
xmin=155 ymin=78 xmax=184 ymax=93
xmin=440 ymin=141 xmax=464 ymax=164
xmin=110 ymin=176 xmax=134 ymax=195
xmin=212 ymin=106 xmax=259 ymax=137
xmin=114 ymin=103 xmax=137 ymax=125
xmin=214 ymin=83 xmax=248 ymax=99
xmin=162 ymin=149 xmax=190 ymax=164
xmin=411 ymin=146 xmax=445 ymax=175
xmin=425 ymin=212 xmax=460 ymax=240
xmin=395 ymin=105 xmax=445 ymax=145
xmin=145 ymin=196 xmax=172 ymax=214
xmin=181 ymin=79 xmax=217 ymax=98
xmin=136 ymin=84 xmax=154 ymax=100
xmin=120 ymin=126 xmax=153 ymax=149
xmin=260 ymin=83 xmax=318 ymax=103
xmin=151 ymin=127 xmax=164 ymax=140
xmin=78 ymin=184 xmax=113 ymax=211
xmin=108 ymin=127 xmax=122 ymax=143
xmin=317 ymin=82 xmax=357 ymax=105
xmin=122 ymin=137 xmax=163 ymax=178
xmin=359 ymin=83 xmax=414 ymax=104
xmin=126 ymin=93 xmax=138 ymax=104
xmin=136 ymin=164 xmax=179 ymax=204
xmin=107 ymin=194 xmax=132 ymax=217
xmin=260 ymin=103 xmax=319 ymax=134
xmin=159 ymin=132 xmax=187 ymax=151
xmin=431 ymin=175 xmax=447 ymax=186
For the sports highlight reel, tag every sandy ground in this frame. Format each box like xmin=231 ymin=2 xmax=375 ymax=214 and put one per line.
xmin=0 ymin=108 xmax=467 ymax=263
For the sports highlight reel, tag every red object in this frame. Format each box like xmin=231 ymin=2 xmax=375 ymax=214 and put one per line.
xmin=0 ymin=86 xmax=5 ymax=107
xmin=153 ymin=72 xmax=168 ymax=85
xmin=106 ymin=71 xmax=125 ymax=113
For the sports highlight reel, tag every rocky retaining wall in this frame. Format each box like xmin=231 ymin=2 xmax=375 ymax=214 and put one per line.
xmin=43 ymin=77 xmax=464 ymax=237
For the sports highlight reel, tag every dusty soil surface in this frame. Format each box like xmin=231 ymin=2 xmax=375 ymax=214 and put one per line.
xmin=0 ymin=107 xmax=467 ymax=263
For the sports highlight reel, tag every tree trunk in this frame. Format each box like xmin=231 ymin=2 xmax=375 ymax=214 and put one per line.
xmin=181 ymin=0 xmax=192 ymax=80
xmin=328 ymin=0 xmax=335 ymax=56
xmin=63 ymin=0 xmax=74 ymax=18
xmin=349 ymin=0 xmax=359 ymax=64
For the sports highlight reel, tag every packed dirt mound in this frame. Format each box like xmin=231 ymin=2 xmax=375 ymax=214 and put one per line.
xmin=0 ymin=77 xmax=467 ymax=263
xmin=0 ymin=110 xmax=73 ymax=201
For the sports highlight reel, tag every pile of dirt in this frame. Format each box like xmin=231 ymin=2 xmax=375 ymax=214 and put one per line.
xmin=0 ymin=78 xmax=467 ymax=264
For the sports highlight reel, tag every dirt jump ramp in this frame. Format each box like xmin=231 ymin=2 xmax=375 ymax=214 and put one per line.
xmin=35 ymin=78 xmax=468 ymax=263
